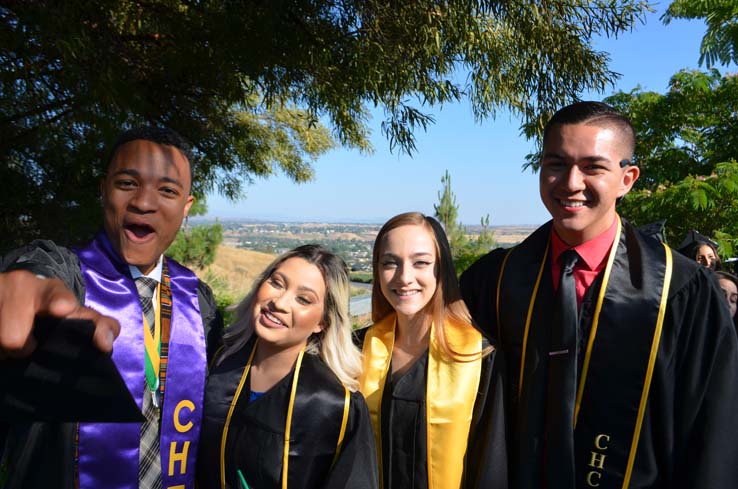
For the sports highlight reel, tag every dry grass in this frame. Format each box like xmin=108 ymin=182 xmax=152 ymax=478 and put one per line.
xmin=192 ymin=245 xmax=367 ymax=310
xmin=193 ymin=245 xmax=276 ymax=305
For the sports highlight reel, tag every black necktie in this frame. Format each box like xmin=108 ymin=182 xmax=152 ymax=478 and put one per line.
xmin=546 ymin=249 xmax=579 ymax=488
xmin=135 ymin=277 xmax=162 ymax=489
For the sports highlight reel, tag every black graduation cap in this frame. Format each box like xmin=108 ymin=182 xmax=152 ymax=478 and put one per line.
xmin=677 ymin=229 xmax=718 ymax=257
xmin=0 ymin=317 xmax=143 ymax=422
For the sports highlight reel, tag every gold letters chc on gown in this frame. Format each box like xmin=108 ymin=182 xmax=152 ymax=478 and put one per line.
xmin=359 ymin=313 xmax=483 ymax=489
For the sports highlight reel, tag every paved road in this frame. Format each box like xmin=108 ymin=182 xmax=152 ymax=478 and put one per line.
xmin=350 ymin=293 xmax=372 ymax=317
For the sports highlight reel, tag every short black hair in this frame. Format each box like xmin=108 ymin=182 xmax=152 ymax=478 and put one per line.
xmin=105 ymin=126 xmax=194 ymax=181
xmin=543 ymin=101 xmax=636 ymax=158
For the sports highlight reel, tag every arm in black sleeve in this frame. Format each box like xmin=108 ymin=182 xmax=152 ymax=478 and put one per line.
xmin=196 ymin=280 xmax=224 ymax=365
xmin=460 ymin=248 xmax=508 ymax=343
xmin=1 ymin=240 xmax=85 ymax=302
xmin=464 ymin=348 xmax=509 ymax=489
xmin=322 ymin=391 xmax=379 ymax=489
xmin=666 ymin=266 xmax=738 ymax=489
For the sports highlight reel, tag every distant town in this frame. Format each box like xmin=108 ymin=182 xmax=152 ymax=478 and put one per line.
xmin=198 ymin=218 xmax=538 ymax=273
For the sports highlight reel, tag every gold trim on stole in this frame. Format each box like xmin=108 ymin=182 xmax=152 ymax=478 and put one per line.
xmin=359 ymin=313 xmax=483 ymax=489
xmin=221 ymin=342 xmax=329 ymax=489
xmin=622 ymin=244 xmax=672 ymax=489
xmin=220 ymin=339 xmax=259 ymax=489
xmin=497 ymin=217 xmax=674 ymax=487
xmin=574 ymin=217 xmax=623 ymax=425
xmin=282 ymin=349 xmax=306 ymax=489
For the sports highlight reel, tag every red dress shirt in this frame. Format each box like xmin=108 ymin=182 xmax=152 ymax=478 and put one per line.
xmin=551 ymin=218 xmax=619 ymax=306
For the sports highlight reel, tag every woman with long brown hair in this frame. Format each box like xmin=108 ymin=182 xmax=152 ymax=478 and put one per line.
xmin=357 ymin=212 xmax=507 ymax=489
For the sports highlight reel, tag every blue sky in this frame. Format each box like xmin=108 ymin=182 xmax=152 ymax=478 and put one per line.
xmin=207 ymin=4 xmax=716 ymax=226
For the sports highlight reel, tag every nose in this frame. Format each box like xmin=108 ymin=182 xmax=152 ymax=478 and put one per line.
xmin=396 ymin=263 xmax=414 ymax=285
xmin=269 ymin=290 xmax=289 ymax=311
xmin=563 ymin=165 xmax=586 ymax=192
xmin=129 ymin=185 xmax=157 ymax=212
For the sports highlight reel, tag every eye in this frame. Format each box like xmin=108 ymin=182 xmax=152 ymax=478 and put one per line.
xmin=381 ymin=260 xmax=398 ymax=269
xmin=414 ymin=260 xmax=433 ymax=267
xmin=160 ymin=186 xmax=179 ymax=196
xmin=584 ymin=163 xmax=607 ymax=173
xmin=296 ymin=295 xmax=313 ymax=305
xmin=541 ymin=159 xmax=566 ymax=171
xmin=115 ymin=179 xmax=137 ymax=189
xmin=268 ymin=276 xmax=284 ymax=289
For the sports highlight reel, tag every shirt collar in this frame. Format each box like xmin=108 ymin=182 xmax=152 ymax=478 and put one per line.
xmin=551 ymin=217 xmax=618 ymax=271
xmin=129 ymin=255 xmax=163 ymax=283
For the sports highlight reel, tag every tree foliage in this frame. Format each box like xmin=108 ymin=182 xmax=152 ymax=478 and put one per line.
xmin=605 ymin=70 xmax=738 ymax=255
xmin=167 ymin=222 xmax=224 ymax=270
xmin=166 ymin=198 xmax=224 ymax=269
xmin=663 ymin=0 xmax=738 ymax=67
xmin=2 ymin=0 xmax=649 ymax=248
xmin=433 ymin=170 xmax=497 ymax=275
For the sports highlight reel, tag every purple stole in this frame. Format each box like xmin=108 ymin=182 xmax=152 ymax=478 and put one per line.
xmin=74 ymin=232 xmax=206 ymax=489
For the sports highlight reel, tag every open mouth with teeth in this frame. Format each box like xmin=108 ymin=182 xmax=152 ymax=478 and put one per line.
xmin=260 ymin=309 xmax=287 ymax=328
xmin=124 ymin=223 xmax=156 ymax=241
xmin=558 ymin=199 xmax=587 ymax=209
xmin=394 ymin=290 xmax=420 ymax=298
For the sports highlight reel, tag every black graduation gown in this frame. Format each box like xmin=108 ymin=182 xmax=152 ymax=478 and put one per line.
xmin=197 ymin=339 xmax=378 ymax=489
xmin=460 ymin=219 xmax=738 ymax=489
xmin=355 ymin=329 xmax=508 ymax=489
xmin=0 ymin=239 xmax=223 ymax=489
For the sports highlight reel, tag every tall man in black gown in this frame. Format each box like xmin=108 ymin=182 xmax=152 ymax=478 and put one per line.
xmin=0 ymin=127 xmax=222 ymax=489
xmin=461 ymin=102 xmax=738 ymax=489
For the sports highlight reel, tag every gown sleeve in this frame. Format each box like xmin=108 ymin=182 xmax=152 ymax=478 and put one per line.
xmin=463 ymin=348 xmax=509 ymax=489
xmin=1 ymin=239 xmax=85 ymax=301
xmin=662 ymin=265 xmax=738 ymax=488
xmin=321 ymin=390 xmax=379 ymax=489
xmin=459 ymin=248 xmax=508 ymax=343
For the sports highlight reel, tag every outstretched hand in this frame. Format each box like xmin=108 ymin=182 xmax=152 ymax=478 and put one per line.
xmin=0 ymin=270 xmax=120 ymax=358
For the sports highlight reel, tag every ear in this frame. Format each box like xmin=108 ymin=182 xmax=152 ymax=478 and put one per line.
xmin=312 ymin=322 xmax=324 ymax=334
xmin=183 ymin=195 xmax=194 ymax=218
xmin=618 ymin=165 xmax=640 ymax=198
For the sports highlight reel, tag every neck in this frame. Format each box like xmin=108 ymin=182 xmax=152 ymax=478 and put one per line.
xmin=395 ymin=312 xmax=431 ymax=348
xmin=250 ymin=339 xmax=305 ymax=392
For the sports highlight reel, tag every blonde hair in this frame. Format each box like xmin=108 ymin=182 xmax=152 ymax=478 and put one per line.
xmin=222 ymin=244 xmax=362 ymax=391
xmin=371 ymin=212 xmax=491 ymax=361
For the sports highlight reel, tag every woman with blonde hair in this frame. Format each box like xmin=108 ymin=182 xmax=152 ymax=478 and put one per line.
xmin=357 ymin=212 xmax=507 ymax=489
xmin=197 ymin=244 xmax=378 ymax=489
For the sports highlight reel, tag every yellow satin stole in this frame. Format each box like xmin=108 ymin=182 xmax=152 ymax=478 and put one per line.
xmin=359 ymin=313 xmax=483 ymax=489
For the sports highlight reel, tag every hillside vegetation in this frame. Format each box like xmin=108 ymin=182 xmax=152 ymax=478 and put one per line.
xmin=193 ymin=245 xmax=276 ymax=311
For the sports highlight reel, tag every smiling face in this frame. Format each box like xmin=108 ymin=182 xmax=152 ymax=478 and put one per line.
xmin=377 ymin=224 xmax=438 ymax=325
xmin=101 ymin=139 xmax=194 ymax=274
xmin=252 ymin=257 xmax=326 ymax=351
xmin=696 ymin=244 xmax=718 ymax=270
xmin=540 ymin=123 xmax=639 ymax=246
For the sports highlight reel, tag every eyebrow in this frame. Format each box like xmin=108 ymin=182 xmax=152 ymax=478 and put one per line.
xmin=112 ymin=169 xmax=185 ymax=188
xmin=381 ymin=251 xmax=434 ymax=259
xmin=541 ymin=151 xmax=611 ymax=162
xmin=272 ymin=271 xmax=321 ymax=297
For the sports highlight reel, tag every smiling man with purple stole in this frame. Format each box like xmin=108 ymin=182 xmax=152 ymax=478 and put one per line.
xmin=0 ymin=127 xmax=222 ymax=489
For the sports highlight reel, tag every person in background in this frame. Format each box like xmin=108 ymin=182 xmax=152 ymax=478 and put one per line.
xmin=0 ymin=126 xmax=222 ymax=489
xmin=197 ymin=244 xmax=378 ymax=489
xmin=695 ymin=241 xmax=722 ymax=271
xmin=357 ymin=212 xmax=507 ymax=489
xmin=716 ymin=271 xmax=738 ymax=326
xmin=461 ymin=101 xmax=738 ymax=489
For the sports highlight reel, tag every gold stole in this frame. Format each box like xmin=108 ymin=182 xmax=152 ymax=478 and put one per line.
xmin=359 ymin=313 xmax=483 ymax=489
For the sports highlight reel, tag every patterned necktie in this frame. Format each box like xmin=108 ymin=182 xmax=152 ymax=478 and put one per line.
xmin=546 ymin=249 xmax=579 ymax=488
xmin=135 ymin=276 xmax=162 ymax=489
